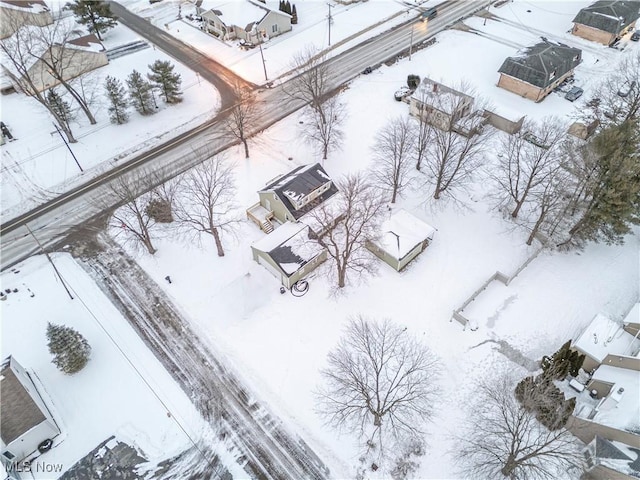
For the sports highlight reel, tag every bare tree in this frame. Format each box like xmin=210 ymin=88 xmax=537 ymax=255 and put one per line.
xmin=580 ymin=51 xmax=640 ymax=127
xmin=317 ymin=316 xmax=440 ymax=458
xmin=370 ymin=116 xmax=416 ymax=204
xmin=175 ymin=155 xmax=237 ymax=257
xmin=0 ymin=22 xmax=77 ymax=142
xmin=287 ymin=46 xmax=345 ymax=160
xmin=307 ymin=174 xmax=385 ymax=288
xmin=108 ymin=174 xmax=157 ymax=255
xmin=491 ymin=118 xmax=565 ymax=218
xmin=457 ymin=372 xmax=583 ymax=480
xmin=222 ymin=82 xmax=259 ymax=158
xmin=413 ymin=110 xmax=431 ymax=172
xmin=30 ymin=20 xmax=98 ymax=124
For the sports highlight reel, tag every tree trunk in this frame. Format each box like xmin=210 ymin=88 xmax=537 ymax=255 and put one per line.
xmin=500 ymin=456 xmax=518 ymax=479
xmin=242 ymin=138 xmax=250 ymax=158
xmin=212 ymin=227 xmax=225 ymax=257
xmin=416 ymin=157 xmax=422 ymax=171
xmin=391 ymin=187 xmax=397 ymax=204
xmin=337 ymin=265 xmax=346 ymax=288
xmin=143 ymin=236 xmax=157 ymax=255
xmin=526 ymin=210 xmax=546 ymax=245
xmin=511 ymin=198 xmax=525 ymax=218
xmin=323 ymin=143 xmax=328 ymax=161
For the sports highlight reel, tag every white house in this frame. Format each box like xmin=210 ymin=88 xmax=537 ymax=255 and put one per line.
xmin=196 ymin=0 xmax=291 ymax=43
xmin=1 ymin=356 xmax=60 ymax=466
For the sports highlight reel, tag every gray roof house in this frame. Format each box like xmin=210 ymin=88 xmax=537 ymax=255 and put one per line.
xmin=1 ymin=357 xmax=60 ymax=465
xmin=246 ymin=163 xmax=339 ymax=233
xmin=497 ymin=40 xmax=582 ymax=102
xmin=196 ymin=0 xmax=291 ymax=44
xmin=584 ymin=436 xmax=640 ymax=479
xmin=572 ymin=1 xmax=640 ymax=45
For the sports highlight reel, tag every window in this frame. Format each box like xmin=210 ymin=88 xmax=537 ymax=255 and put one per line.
xmin=2 ymin=451 xmax=15 ymax=460
xmin=272 ymin=24 xmax=278 ymax=33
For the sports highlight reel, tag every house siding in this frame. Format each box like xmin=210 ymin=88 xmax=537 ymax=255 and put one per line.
xmin=483 ymin=109 xmax=525 ymax=134
xmin=409 ymin=96 xmax=473 ymax=131
xmin=259 ymin=191 xmax=292 ymax=223
xmin=397 ymin=241 xmax=427 ymax=271
xmin=0 ymin=6 xmax=53 ymax=39
xmin=572 ymin=23 xmax=616 ymax=45
xmin=257 ymin=10 xmax=291 ymax=38
xmin=498 ymin=68 xmax=575 ymax=102
xmin=583 ymin=465 xmax=637 ymax=480
xmin=3 ymin=420 xmax=59 ymax=462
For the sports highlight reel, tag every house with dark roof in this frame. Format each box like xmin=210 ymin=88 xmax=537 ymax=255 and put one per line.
xmin=572 ymin=0 xmax=640 ymax=46
xmin=0 ymin=0 xmax=52 ymax=39
xmin=497 ymin=40 xmax=582 ymax=103
xmin=251 ymin=222 xmax=327 ymax=288
xmin=584 ymin=436 xmax=640 ymax=480
xmin=247 ymin=163 xmax=338 ymax=233
xmin=1 ymin=356 xmax=60 ymax=466
xmin=196 ymin=0 xmax=291 ymax=44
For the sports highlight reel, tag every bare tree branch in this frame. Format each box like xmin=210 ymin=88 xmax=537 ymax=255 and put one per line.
xmin=222 ymin=82 xmax=260 ymax=159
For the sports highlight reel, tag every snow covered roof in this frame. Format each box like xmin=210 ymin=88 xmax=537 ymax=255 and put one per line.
xmin=66 ymin=33 xmax=105 ymax=53
xmin=261 ymin=163 xmax=338 ymax=220
xmin=573 ymin=1 xmax=640 ymax=34
xmin=411 ymin=77 xmax=473 ymax=115
xmin=252 ymin=222 xmax=323 ymax=276
xmin=0 ymin=0 xmax=49 ymax=13
xmin=573 ymin=314 xmax=640 ymax=362
xmin=198 ymin=0 xmax=286 ymax=30
xmin=623 ymin=303 xmax=639 ymax=325
xmin=588 ymin=436 xmax=640 ymax=476
xmin=375 ymin=210 xmax=436 ymax=261
xmin=498 ymin=40 xmax=582 ymax=89
xmin=0 ymin=356 xmax=47 ymax=445
xmin=591 ymin=365 xmax=639 ymax=429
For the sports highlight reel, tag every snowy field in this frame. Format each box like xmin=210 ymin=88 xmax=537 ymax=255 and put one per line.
xmin=111 ymin=13 xmax=639 ymax=479
xmin=0 ymin=254 xmax=246 ymax=478
xmin=0 ymin=23 xmax=220 ymax=220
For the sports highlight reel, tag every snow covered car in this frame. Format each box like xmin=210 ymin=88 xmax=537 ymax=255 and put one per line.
xmin=394 ymin=87 xmax=413 ymax=101
xmin=564 ymin=87 xmax=583 ymax=102
xmin=631 ymin=31 xmax=640 ymax=41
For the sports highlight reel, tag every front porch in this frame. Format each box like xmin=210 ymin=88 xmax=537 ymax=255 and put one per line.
xmin=246 ymin=203 xmax=275 ymax=233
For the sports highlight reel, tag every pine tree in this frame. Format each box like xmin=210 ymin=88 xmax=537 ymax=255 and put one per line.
xmin=104 ymin=76 xmax=129 ymax=124
xmin=46 ymin=322 xmax=91 ymax=374
xmin=66 ymin=0 xmax=117 ymax=41
xmin=126 ymin=70 xmax=155 ymax=115
xmin=279 ymin=0 xmax=285 ymax=12
xmin=291 ymin=4 xmax=298 ymax=24
xmin=147 ymin=60 xmax=182 ymax=104
xmin=285 ymin=0 xmax=292 ymax=15
xmin=46 ymin=89 xmax=73 ymax=128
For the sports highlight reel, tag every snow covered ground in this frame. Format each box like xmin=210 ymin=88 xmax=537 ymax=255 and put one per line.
xmin=0 ymin=254 xmax=241 ymax=478
xmin=1 ymin=23 xmax=220 ymax=220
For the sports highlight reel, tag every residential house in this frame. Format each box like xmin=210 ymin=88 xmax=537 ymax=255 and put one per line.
xmin=572 ymin=312 xmax=640 ymax=373
xmin=572 ymin=0 xmax=640 ymax=46
xmin=497 ymin=40 xmax=582 ymax=102
xmin=0 ymin=0 xmax=52 ymax=39
xmin=246 ymin=163 xmax=338 ymax=233
xmin=583 ymin=436 xmax=640 ymax=480
xmin=4 ymin=33 xmax=108 ymax=95
xmin=366 ymin=210 xmax=435 ymax=272
xmin=409 ymin=77 xmax=475 ymax=131
xmin=251 ymin=222 xmax=327 ymax=288
xmin=196 ymin=0 xmax=291 ymax=44
xmin=1 ymin=356 xmax=60 ymax=466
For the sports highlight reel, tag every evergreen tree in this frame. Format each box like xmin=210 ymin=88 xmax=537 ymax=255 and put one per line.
xmin=407 ymin=74 xmax=420 ymax=90
xmin=126 ymin=69 xmax=155 ymax=115
xmin=46 ymin=322 xmax=91 ymax=374
xmin=46 ymin=89 xmax=73 ymax=131
xmin=515 ymin=375 xmax=575 ymax=431
xmin=562 ymin=119 xmax=640 ymax=247
xmin=66 ymin=0 xmax=117 ymax=41
xmin=540 ymin=340 xmax=584 ymax=380
xmin=147 ymin=60 xmax=182 ymax=104
xmin=104 ymin=75 xmax=129 ymax=124
xmin=285 ymin=0 xmax=292 ymax=14
xmin=279 ymin=0 xmax=285 ymax=12
xmin=291 ymin=4 xmax=298 ymax=24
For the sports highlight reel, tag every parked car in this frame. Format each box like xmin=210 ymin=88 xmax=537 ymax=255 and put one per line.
xmin=617 ymin=81 xmax=636 ymax=98
xmin=362 ymin=66 xmax=373 ymax=75
xmin=394 ymin=86 xmax=414 ymax=101
xmin=631 ymin=31 xmax=640 ymax=41
xmin=420 ymin=7 xmax=438 ymax=21
xmin=565 ymin=86 xmax=584 ymax=102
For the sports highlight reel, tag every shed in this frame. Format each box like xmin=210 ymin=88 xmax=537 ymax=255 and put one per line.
xmin=367 ymin=210 xmax=435 ymax=272
xmin=1 ymin=356 xmax=60 ymax=465
xmin=251 ymin=222 xmax=326 ymax=288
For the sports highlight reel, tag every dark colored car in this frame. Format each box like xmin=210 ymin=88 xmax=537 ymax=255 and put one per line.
xmin=631 ymin=31 xmax=640 ymax=41
xmin=565 ymin=86 xmax=584 ymax=102
xmin=362 ymin=66 xmax=373 ymax=74
xmin=420 ymin=7 xmax=438 ymax=21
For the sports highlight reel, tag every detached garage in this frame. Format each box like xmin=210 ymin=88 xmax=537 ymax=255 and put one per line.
xmin=251 ymin=222 xmax=326 ymax=288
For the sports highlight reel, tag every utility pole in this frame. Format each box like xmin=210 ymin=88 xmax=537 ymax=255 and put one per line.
xmin=327 ymin=3 xmax=333 ymax=46
xmin=409 ymin=23 xmax=414 ymax=61
xmin=25 ymin=224 xmax=74 ymax=300
xmin=52 ymin=123 xmax=83 ymax=173
xmin=258 ymin=42 xmax=268 ymax=81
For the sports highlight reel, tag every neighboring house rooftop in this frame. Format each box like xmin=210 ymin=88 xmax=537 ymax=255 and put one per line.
xmin=378 ymin=210 xmax=436 ymax=261
xmin=498 ymin=40 xmax=582 ymax=89
xmin=623 ymin=302 xmax=639 ymax=325
xmin=0 ymin=357 xmax=47 ymax=445
xmin=0 ymin=0 xmax=49 ymax=13
xmin=573 ymin=0 xmax=640 ymax=34
xmin=261 ymin=163 xmax=338 ymax=220
xmin=252 ymin=222 xmax=323 ymax=275
xmin=198 ymin=0 xmax=286 ymax=30
xmin=66 ymin=33 xmax=105 ymax=53
xmin=590 ymin=365 xmax=639 ymax=430
xmin=411 ymin=77 xmax=473 ymax=115
xmin=573 ymin=313 xmax=640 ymax=363
xmin=588 ymin=436 xmax=640 ymax=477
